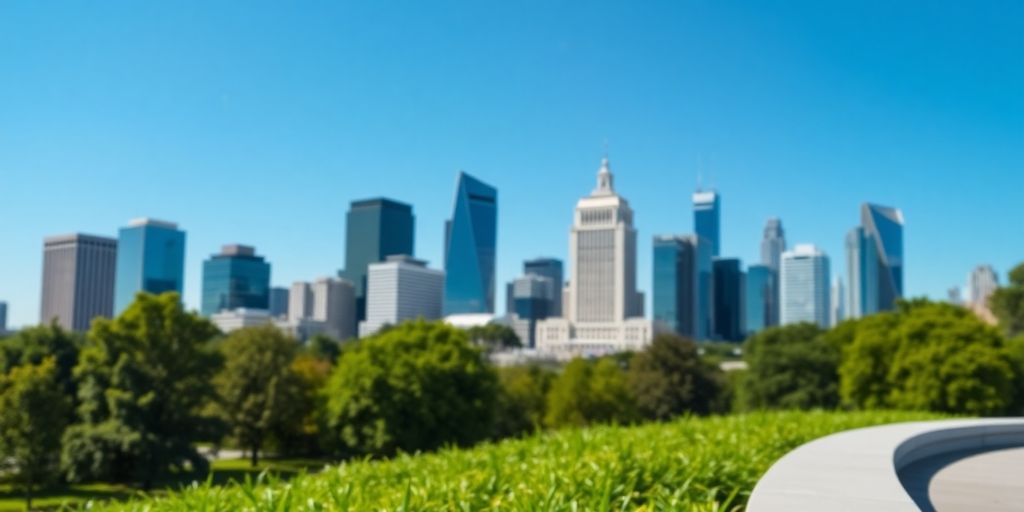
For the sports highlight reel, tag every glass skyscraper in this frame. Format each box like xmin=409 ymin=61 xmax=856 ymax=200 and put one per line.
xmin=201 ymin=245 xmax=271 ymax=316
xmin=652 ymin=235 xmax=697 ymax=338
xmin=694 ymin=235 xmax=714 ymax=341
xmin=340 ymin=198 xmax=415 ymax=323
xmin=114 ymin=218 xmax=186 ymax=314
xmin=443 ymin=172 xmax=497 ymax=315
xmin=693 ymin=190 xmax=721 ymax=257
xmin=745 ymin=264 xmax=774 ymax=335
xmin=781 ymin=244 xmax=831 ymax=328
xmin=712 ymin=257 xmax=745 ymax=341
xmin=846 ymin=203 xmax=903 ymax=318
xmin=523 ymin=257 xmax=563 ymax=317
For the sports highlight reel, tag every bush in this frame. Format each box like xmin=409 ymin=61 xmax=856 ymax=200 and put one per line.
xmin=741 ymin=323 xmax=839 ymax=410
xmin=628 ymin=334 xmax=724 ymax=419
xmin=492 ymin=365 xmax=554 ymax=438
xmin=545 ymin=357 xmax=637 ymax=428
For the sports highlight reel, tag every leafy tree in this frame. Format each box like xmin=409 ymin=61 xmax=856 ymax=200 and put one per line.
xmin=628 ymin=334 xmax=723 ymax=420
xmin=465 ymin=323 xmax=521 ymax=351
xmin=837 ymin=313 xmax=900 ymax=409
xmin=545 ymin=357 xmax=637 ymax=428
xmin=0 ymin=358 xmax=71 ymax=509
xmin=321 ymin=320 xmax=498 ymax=457
xmin=990 ymin=263 xmax=1024 ymax=337
xmin=742 ymin=323 xmax=840 ymax=410
xmin=61 ymin=292 xmax=221 ymax=487
xmin=305 ymin=334 xmax=342 ymax=363
xmin=0 ymin=321 xmax=81 ymax=396
xmin=280 ymin=354 xmax=333 ymax=455
xmin=213 ymin=325 xmax=303 ymax=466
xmin=493 ymin=365 xmax=554 ymax=438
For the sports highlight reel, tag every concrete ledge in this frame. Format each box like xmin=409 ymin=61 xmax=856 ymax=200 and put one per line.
xmin=747 ymin=418 xmax=1024 ymax=511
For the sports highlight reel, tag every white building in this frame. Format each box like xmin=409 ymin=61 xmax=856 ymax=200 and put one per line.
xmin=780 ymin=244 xmax=831 ymax=328
xmin=359 ymin=255 xmax=444 ymax=337
xmin=535 ymin=157 xmax=652 ymax=358
xmin=210 ymin=308 xmax=273 ymax=333
xmin=286 ymin=277 xmax=356 ymax=341
xmin=830 ymin=275 xmax=844 ymax=327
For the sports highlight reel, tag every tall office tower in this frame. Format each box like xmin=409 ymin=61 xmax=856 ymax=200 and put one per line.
xmin=340 ymin=198 xmax=415 ymax=324
xmin=200 ymin=245 xmax=271 ymax=316
xmin=288 ymin=281 xmax=314 ymax=323
xmin=0 ymin=301 xmax=8 ymax=333
xmin=443 ymin=172 xmax=497 ymax=315
xmin=268 ymin=287 xmax=289 ymax=318
xmin=760 ymin=218 xmax=786 ymax=271
xmin=830 ymin=276 xmax=845 ymax=327
xmin=745 ymin=264 xmax=774 ymax=336
xmin=536 ymin=157 xmax=652 ymax=356
xmin=312 ymin=277 xmax=356 ymax=341
xmin=967 ymin=265 xmax=999 ymax=307
xmin=510 ymin=274 xmax=556 ymax=348
xmin=845 ymin=204 xmax=903 ymax=319
xmin=693 ymin=189 xmax=721 ymax=257
xmin=694 ymin=235 xmax=714 ymax=340
xmin=652 ymin=235 xmax=698 ymax=338
xmin=360 ymin=255 xmax=444 ymax=337
xmin=40 ymin=234 xmax=118 ymax=331
xmin=781 ymin=244 xmax=831 ymax=328
xmin=712 ymin=258 xmax=745 ymax=341
xmin=114 ymin=218 xmax=186 ymax=314
xmin=523 ymin=258 xmax=564 ymax=317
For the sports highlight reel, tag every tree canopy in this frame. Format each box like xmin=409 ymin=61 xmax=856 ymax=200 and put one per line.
xmin=545 ymin=357 xmax=636 ymax=428
xmin=629 ymin=334 xmax=723 ymax=419
xmin=741 ymin=323 xmax=839 ymax=410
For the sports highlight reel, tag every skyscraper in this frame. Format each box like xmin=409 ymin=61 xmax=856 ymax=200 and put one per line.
xmin=361 ymin=256 xmax=444 ymax=337
xmin=510 ymin=274 xmax=556 ymax=348
xmin=745 ymin=264 xmax=774 ymax=336
xmin=652 ymin=235 xmax=697 ymax=338
xmin=268 ymin=287 xmax=290 ymax=318
xmin=781 ymin=244 xmax=831 ymax=328
xmin=693 ymin=190 xmax=721 ymax=257
xmin=760 ymin=218 xmax=786 ymax=271
xmin=0 ymin=301 xmax=6 ymax=333
xmin=288 ymin=281 xmax=314 ymax=324
xmin=694 ymin=235 xmax=714 ymax=340
xmin=523 ymin=257 xmax=564 ymax=317
xmin=967 ymin=265 xmax=999 ymax=307
xmin=846 ymin=204 xmax=903 ymax=318
xmin=114 ymin=218 xmax=186 ymax=314
xmin=201 ymin=245 xmax=271 ymax=316
xmin=311 ymin=277 xmax=356 ymax=341
xmin=830 ymin=276 xmax=845 ymax=327
xmin=340 ymin=198 xmax=415 ymax=323
xmin=713 ymin=258 xmax=745 ymax=341
xmin=40 ymin=234 xmax=118 ymax=331
xmin=444 ymin=172 xmax=497 ymax=315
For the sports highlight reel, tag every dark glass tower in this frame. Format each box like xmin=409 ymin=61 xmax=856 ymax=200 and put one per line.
xmin=201 ymin=245 xmax=271 ymax=316
xmin=846 ymin=203 xmax=903 ymax=318
xmin=652 ymin=235 xmax=697 ymax=338
xmin=712 ymin=257 xmax=745 ymax=341
xmin=114 ymin=218 xmax=186 ymax=314
xmin=693 ymin=190 xmax=721 ymax=257
xmin=745 ymin=264 xmax=774 ymax=335
xmin=444 ymin=172 xmax=497 ymax=315
xmin=523 ymin=257 xmax=564 ymax=317
xmin=340 ymin=198 xmax=415 ymax=323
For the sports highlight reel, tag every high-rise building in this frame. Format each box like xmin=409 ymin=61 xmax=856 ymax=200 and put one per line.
xmin=694 ymin=235 xmax=714 ymax=340
xmin=693 ymin=190 xmax=721 ymax=257
xmin=360 ymin=255 xmax=444 ymax=337
xmin=781 ymin=244 xmax=831 ymax=328
xmin=846 ymin=204 xmax=903 ymax=319
xmin=288 ymin=281 xmax=314 ymax=323
xmin=40 ymin=234 xmax=118 ymax=331
xmin=523 ymin=258 xmax=564 ymax=317
xmin=340 ymin=198 xmax=415 ymax=324
xmin=652 ymin=235 xmax=698 ymax=338
xmin=510 ymin=274 xmax=556 ymax=348
xmin=312 ymin=277 xmax=356 ymax=341
xmin=745 ymin=264 xmax=773 ymax=336
xmin=201 ymin=245 xmax=271 ymax=316
xmin=444 ymin=172 xmax=497 ymax=315
xmin=713 ymin=258 xmax=745 ymax=341
xmin=536 ymin=157 xmax=652 ymax=356
xmin=0 ymin=301 xmax=8 ymax=333
xmin=268 ymin=287 xmax=289 ymax=318
xmin=114 ymin=218 xmax=186 ymax=314
xmin=760 ymin=218 xmax=786 ymax=271
xmin=967 ymin=265 xmax=999 ymax=307
xmin=830 ymin=276 xmax=845 ymax=327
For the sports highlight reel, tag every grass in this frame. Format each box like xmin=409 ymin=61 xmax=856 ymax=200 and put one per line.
xmin=70 ymin=410 xmax=945 ymax=512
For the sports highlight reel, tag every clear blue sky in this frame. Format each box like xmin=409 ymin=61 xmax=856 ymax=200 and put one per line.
xmin=1 ymin=1 xmax=1021 ymax=328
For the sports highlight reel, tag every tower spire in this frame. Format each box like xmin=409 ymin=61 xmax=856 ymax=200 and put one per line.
xmin=594 ymin=155 xmax=614 ymax=195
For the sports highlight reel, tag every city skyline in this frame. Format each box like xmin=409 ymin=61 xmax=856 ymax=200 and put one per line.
xmin=2 ymin=2 xmax=1022 ymax=327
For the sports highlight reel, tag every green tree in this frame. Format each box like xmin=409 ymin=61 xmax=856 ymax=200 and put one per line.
xmin=321 ymin=320 xmax=498 ymax=457
xmin=0 ymin=358 xmax=71 ymax=510
xmin=281 ymin=354 xmax=333 ymax=455
xmin=493 ymin=365 xmax=554 ymax=438
xmin=0 ymin=321 xmax=81 ymax=396
xmin=465 ymin=323 xmax=521 ymax=351
xmin=61 ymin=292 xmax=221 ymax=487
xmin=628 ymin=334 xmax=723 ymax=420
xmin=990 ymin=263 xmax=1024 ymax=337
xmin=545 ymin=357 xmax=637 ymax=428
xmin=305 ymin=334 xmax=342 ymax=363
xmin=214 ymin=325 xmax=303 ymax=466
xmin=742 ymin=323 xmax=840 ymax=410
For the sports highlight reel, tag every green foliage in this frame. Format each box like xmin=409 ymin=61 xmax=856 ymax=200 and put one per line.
xmin=304 ymin=334 xmax=342 ymax=363
xmin=61 ymin=292 xmax=221 ymax=487
xmin=85 ymin=411 xmax=945 ymax=512
xmin=991 ymin=262 xmax=1024 ymax=337
xmin=281 ymin=354 xmax=334 ymax=456
xmin=321 ymin=320 xmax=498 ymax=457
xmin=628 ymin=334 xmax=724 ymax=419
xmin=465 ymin=323 xmax=521 ymax=351
xmin=741 ymin=323 xmax=839 ymax=410
xmin=0 ymin=321 xmax=81 ymax=396
xmin=545 ymin=357 xmax=637 ymax=428
xmin=0 ymin=358 xmax=71 ymax=509
xmin=840 ymin=300 xmax=1016 ymax=415
xmin=492 ymin=365 xmax=554 ymax=438
xmin=213 ymin=325 xmax=303 ymax=466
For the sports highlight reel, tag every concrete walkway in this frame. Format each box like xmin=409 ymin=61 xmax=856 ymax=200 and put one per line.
xmin=901 ymin=446 xmax=1024 ymax=512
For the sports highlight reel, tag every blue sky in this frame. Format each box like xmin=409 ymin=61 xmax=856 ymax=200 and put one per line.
xmin=1 ymin=1 xmax=1021 ymax=328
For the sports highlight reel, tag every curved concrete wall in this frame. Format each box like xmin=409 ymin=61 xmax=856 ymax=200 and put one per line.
xmin=747 ymin=418 xmax=1024 ymax=512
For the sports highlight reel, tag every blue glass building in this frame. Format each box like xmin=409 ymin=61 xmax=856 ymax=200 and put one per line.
xmin=444 ymin=172 xmax=497 ymax=315
xmin=693 ymin=190 xmax=721 ymax=257
xmin=713 ymin=257 xmax=745 ymax=341
xmin=745 ymin=264 xmax=774 ymax=335
xmin=114 ymin=218 xmax=186 ymax=314
xmin=846 ymin=203 xmax=903 ymax=318
xmin=201 ymin=245 xmax=271 ymax=316
xmin=652 ymin=235 xmax=697 ymax=338
xmin=523 ymin=257 xmax=563 ymax=316
xmin=340 ymin=198 xmax=415 ymax=322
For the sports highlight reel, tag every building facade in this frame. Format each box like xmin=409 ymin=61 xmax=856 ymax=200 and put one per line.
xmin=713 ymin=257 xmax=745 ymax=341
xmin=652 ymin=235 xmax=698 ymax=338
xmin=312 ymin=277 xmax=356 ymax=341
xmin=509 ymin=274 xmax=556 ymax=348
xmin=967 ymin=265 xmax=999 ymax=307
xmin=0 ymin=301 xmax=6 ymax=333
xmin=693 ymin=190 xmax=721 ymax=257
xmin=339 ymin=198 xmax=415 ymax=324
xmin=210 ymin=308 xmax=273 ymax=333
xmin=781 ymin=244 xmax=831 ymax=328
xmin=360 ymin=255 xmax=444 ymax=337
xmin=200 ymin=245 xmax=271 ymax=316
xmin=268 ymin=287 xmax=289 ymax=318
xmin=444 ymin=172 xmax=497 ymax=315
xmin=760 ymin=217 xmax=786 ymax=271
xmin=745 ymin=264 xmax=773 ymax=336
xmin=114 ymin=218 xmax=186 ymax=314
xmin=846 ymin=204 xmax=903 ymax=319
xmin=40 ymin=234 xmax=118 ymax=331
xmin=523 ymin=257 xmax=564 ymax=317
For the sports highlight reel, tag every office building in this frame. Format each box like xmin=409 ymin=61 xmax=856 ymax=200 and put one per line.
xmin=288 ymin=281 xmax=314 ymax=323
xmin=510 ymin=273 xmax=558 ymax=348
xmin=745 ymin=264 xmax=774 ymax=336
xmin=536 ymin=157 xmax=652 ymax=357
xmin=652 ymin=235 xmax=698 ymax=338
xmin=360 ymin=255 xmax=444 ymax=337
xmin=114 ymin=218 xmax=186 ymax=314
xmin=846 ymin=204 xmax=903 ymax=318
xmin=210 ymin=309 xmax=273 ymax=333
xmin=200 ymin=245 xmax=271 ymax=316
xmin=713 ymin=258 xmax=745 ymax=341
xmin=523 ymin=258 xmax=564 ymax=317
xmin=268 ymin=287 xmax=289 ymax=318
xmin=40 ymin=234 xmax=118 ymax=331
xmin=444 ymin=172 xmax=497 ymax=315
xmin=830 ymin=276 xmax=845 ymax=327
xmin=760 ymin=218 xmax=786 ymax=271
xmin=693 ymin=189 xmax=721 ymax=257
xmin=312 ymin=277 xmax=356 ymax=341
xmin=781 ymin=244 xmax=831 ymax=328
xmin=0 ymin=301 xmax=7 ymax=333
xmin=339 ymin=198 xmax=415 ymax=323
xmin=967 ymin=265 xmax=999 ymax=307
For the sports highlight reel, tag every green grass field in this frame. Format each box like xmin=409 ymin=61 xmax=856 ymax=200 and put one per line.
xmin=43 ymin=410 xmax=942 ymax=512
